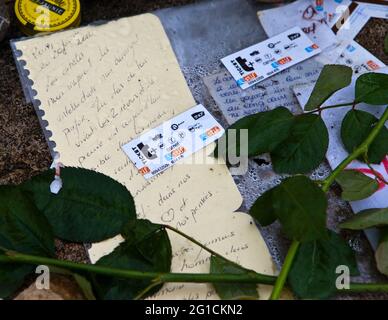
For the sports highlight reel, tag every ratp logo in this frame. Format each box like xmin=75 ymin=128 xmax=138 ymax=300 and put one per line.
xmin=165 ymin=146 xmax=186 ymax=161
xmin=272 ymin=57 xmax=292 ymax=69
xmin=243 ymin=72 xmax=258 ymax=82
xmin=200 ymin=126 xmax=221 ymax=141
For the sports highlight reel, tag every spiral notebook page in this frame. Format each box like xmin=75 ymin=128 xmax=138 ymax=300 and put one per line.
xmin=14 ymin=14 xmax=276 ymax=299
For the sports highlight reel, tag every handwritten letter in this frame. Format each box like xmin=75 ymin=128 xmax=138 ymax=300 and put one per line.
xmin=204 ymin=60 xmax=323 ymax=124
xmin=15 ymin=14 xmax=276 ymax=299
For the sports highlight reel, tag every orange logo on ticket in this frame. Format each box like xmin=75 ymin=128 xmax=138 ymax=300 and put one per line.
xmin=206 ymin=126 xmax=221 ymax=137
xmin=243 ymin=72 xmax=257 ymax=82
xmin=367 ymin=60 xmax=380 ymax=70
xmin=278 ymin=56 xmax=292 ymax=65
xmin=171 ymin=146 xmax=186 ymax=158
xmin=139 ymin=166 xmax=150 ymax=175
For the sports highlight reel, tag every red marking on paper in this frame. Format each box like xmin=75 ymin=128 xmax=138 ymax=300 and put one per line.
xmin=354 ymin=156 xmax=388 ymax=191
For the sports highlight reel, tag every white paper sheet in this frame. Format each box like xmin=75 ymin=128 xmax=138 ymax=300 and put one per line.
xmin=220 ymin=26 xmax=321 ymax=89
xmin=258 ymin=0 xmax=339 ymax=51
xmin=336 ymin=40 xmax=386 ymax=74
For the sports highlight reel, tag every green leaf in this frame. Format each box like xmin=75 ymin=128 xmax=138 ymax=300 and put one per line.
xmin=289 ymin=230 xmax=358 ymax=299
xmin=22 ymin=167 xmax=137 ymax=243
xmin=94 ymin=219 xmax=172 ymax=300
xmin=341 ymin=109 xmax=388 ymax=164
xmin=271 ymin=114 xmax=329 ymax=174
xmin=336 ymin=170 xmax=379 ymax=201
xmin=214 ymin=107 xmax=293 ymax=158
xmin=375 ymin=228 xmax=388 ymax=276
xmin=210 ymin=256 xmax=258 ymax=300
xmin=47 ymin=266 xmax=96 ymax=300
xmin=305 ymin=65 xmax=352 ymax=111
xmin=272 ymin=176 xmax=327 ymax=242
xmin=121 ymin=219 xmax=171 ymax=266
xmin=73 ymin=273 xmax=96 ymax=300
xmin=0 ymin=186 xmax=54 ymax=256
xmin=339 ymin=208 xmax=388 ymax=230
xmin=249 ymin=188 xmax=276 ymax=226
xmin=0 ymin=263 xmax=34 ymax=299
xmin=121 ymin=219 xmax=162 ymax=242
xmin=355 ymin=72 xmax=388 ymax=105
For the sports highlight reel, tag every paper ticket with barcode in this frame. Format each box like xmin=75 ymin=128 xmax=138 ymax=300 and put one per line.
xmin=221 ymin=26 xmax=322 ymax=89
xmin=122 ymin=104 xmax=225 ymax=179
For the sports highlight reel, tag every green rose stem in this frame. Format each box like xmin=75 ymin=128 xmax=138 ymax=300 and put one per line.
xmin=2 ymin=250 xmax=388 ymax=297
xmin=269 ymin=240 xmax=300 ymax=300
xmin=304 ymin=102 xmax=354 ymax=115
xmin=346 ymin=283 xmax=388 ymax=293
xmin=133 ymin=224 xmax=258 ymax=300
xmin=269 ymin=107 xmax=388 ymax=300
xmin=0 ymin=251 xmax=277 ymax=285
xmin=163 ymin=224 xmax=229 ymax=260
